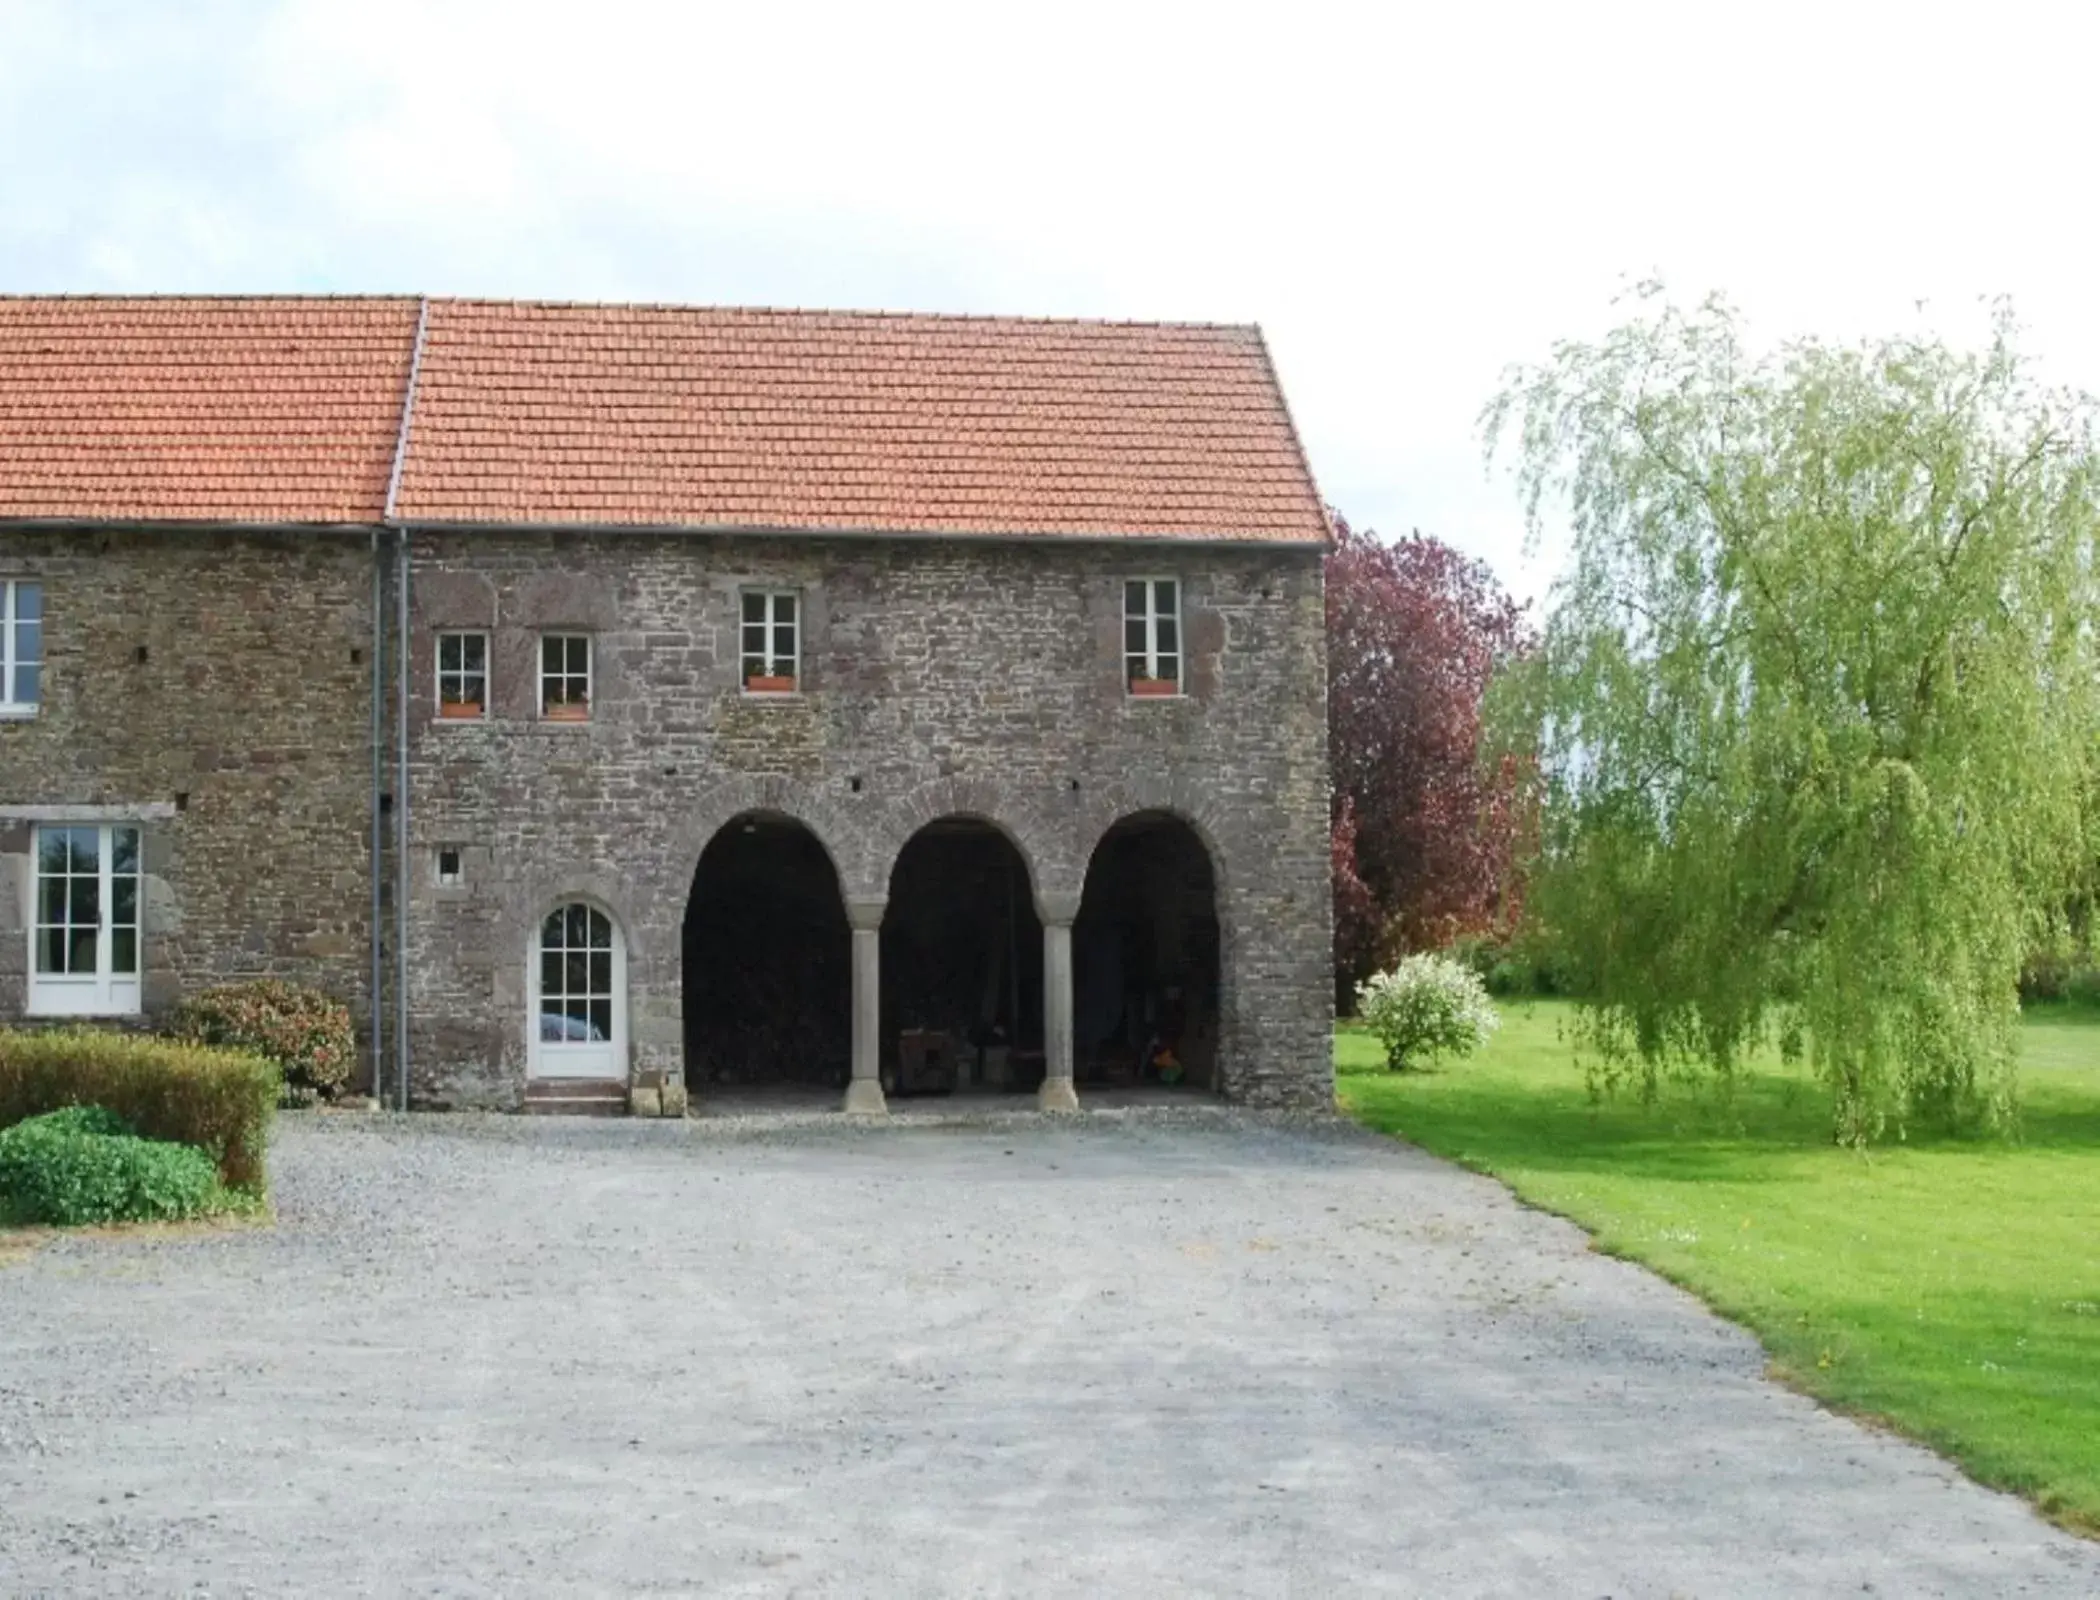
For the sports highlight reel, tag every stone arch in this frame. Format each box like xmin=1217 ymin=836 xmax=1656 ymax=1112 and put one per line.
xmin=867 ymin=776 xmax=1070 ymax=916
xmin=1073 ymin=800 xmax=1235 ymax=1096
xmin=1073 ymin=781 xmax=1238 ymax=917
xmin=682 ymin=808 xmax=855 ymax=1092
xmin=664 ymin=774 xmax=870 ymax=902
xmin=879 ymin=805 xmax=1048 ymax=1096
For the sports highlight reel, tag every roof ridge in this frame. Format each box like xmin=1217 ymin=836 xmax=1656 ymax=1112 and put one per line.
xmin=0 ymin=292 xmax=1257 ymax=334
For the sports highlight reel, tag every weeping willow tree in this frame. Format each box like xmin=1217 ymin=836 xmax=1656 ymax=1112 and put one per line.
xmin=1484 ymin=290 xmax=2100 ymax=1143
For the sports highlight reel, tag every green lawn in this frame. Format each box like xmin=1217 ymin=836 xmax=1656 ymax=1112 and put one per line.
xmin=1337 ymin=1001 xmax=2100 ymax=1534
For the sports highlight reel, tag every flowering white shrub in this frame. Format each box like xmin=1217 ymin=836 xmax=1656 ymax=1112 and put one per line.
xmin=1356 ymin=953 xmax=1500 ymax=1071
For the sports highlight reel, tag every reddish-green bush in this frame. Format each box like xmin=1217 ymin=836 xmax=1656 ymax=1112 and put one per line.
xmin=171 ymin=980 xmax=354 ymax=1106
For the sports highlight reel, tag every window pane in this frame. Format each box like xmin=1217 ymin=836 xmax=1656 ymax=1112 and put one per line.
xmin=563 ymin=995 xmax=591 ymax=1026
xmin=67 ymin=828 xmax=99 ymax=873
xmin=14 ymin=582 xmax=40 ymax=622
xmin=773 ymin=622 xmax=795 ymax=664
xmin=742 ymin=623 xmax=767 ymax=657
xmin=565 ymin=904 xmax=589 ymax=947
xmin=587 ymin=909 xmax=611 ymax=947
xmin=541 ymin=951 xmax=563 ymax=994
xmin=69 ymin=875 xmax=100 ymax=924
xmin=742 ymin=653 xmax=767 ymax=681
xmin=67 ymin=926 xmax=97 ymax=973
xmin=440 ymin=634 xmax=461 ymax=672
xmin=1125 ymin=580 xmax=1145 ymax=617
xmin=113 ymin=828 xmax=139 ymax=876
xmin=589 ymin=951 xmax=612 ymax=993
xmin=1155 ymin=615 xmax=1178 ymax=654
xmin=15 ymin=618 xmax=39 ymax=665
xmin=1154 ymin=580 xmax=1176 ymax=617
xmin=38 ymin=874 xmax=66 ymax=924
xmin=1157 ymin=654 xmax=1180 ymax=684
xmin=112 ymin=877 xmax=138 ymax=927
xmin=743 ymin=591 xmax=765 ymax=624
xmin=590 ymin=1000 xmax=612 ymax=1040
xmin=464 ymin=635 xmax=486 ymax=672
xmin=542 ymin=910 xmax=566 ymax=947
xmin=1125 ymin=618 xmax=1146 ymax=656
xmin=539 ymin=1009 xmax=567 ymax=1043
xmin=565 ymin=950 xmax=589 ymax=995
xmin=566 ymin=637 xmax=589 ymax=676
xmin=12 ymin=661 xmax=38 ymax=704
xmin=111 ymin=929 xmax=137 ymax=975
xmin=38 ymin=830 xmax=67 ymax=875
xmin=774 ymin=593 xmax=795 ymax=626
xmin=37 ymin=927 xmax=65 ymax=974
xmin=541 ymin=636 xmax=561 ymax=674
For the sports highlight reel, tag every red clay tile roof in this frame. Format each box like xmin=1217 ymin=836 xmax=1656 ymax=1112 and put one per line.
xmin=0 ymin=296 xmax=422 ymax=524
xmin=0 ymin=296 xmax=1328 ymax=544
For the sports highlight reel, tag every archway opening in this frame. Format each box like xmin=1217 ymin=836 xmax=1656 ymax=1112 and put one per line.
xmin=1074 ymin=813 xmax=1222 ymax=1092
xmin=682 ymin=813 xmax=850 ymax=1091
xmin=882 ymin=818 xmax=1043 ymax=1096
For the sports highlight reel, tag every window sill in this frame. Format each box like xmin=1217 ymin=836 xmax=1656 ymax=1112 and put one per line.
xmin=740 ymin=689 xmax=804 ymax=700
xmin=432 ymin=714 xmax=490 ymax=727
xmin=0 ymin=703 xmax=39 ymax=720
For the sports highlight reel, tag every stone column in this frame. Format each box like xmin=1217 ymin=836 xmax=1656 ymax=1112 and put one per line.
xmin=844 ymin=896 xmax=887 ymax=1116
xmin=1037 ymin=890 xmax=1081 ymax=1112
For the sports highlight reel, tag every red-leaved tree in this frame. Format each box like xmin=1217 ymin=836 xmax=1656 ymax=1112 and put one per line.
xmin=1328 ymin=512 xmax=1532 ymax=1003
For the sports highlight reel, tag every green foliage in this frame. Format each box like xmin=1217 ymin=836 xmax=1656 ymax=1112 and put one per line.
xmin=171 ymin=979 xmax=354 ymax=1107
xmin=1484 ymin=289 xmax=2100 ymax=1143
xmin=0 ymin=1027 xmax=277 ymax=1190
xmin=0 ymin=1105 xmax=223 ymax=1226
xmin=1355 ymin=953 xmax=1500 ymax=1070
xmin=1337 ymin=1003 xmax=2100 ymax=1536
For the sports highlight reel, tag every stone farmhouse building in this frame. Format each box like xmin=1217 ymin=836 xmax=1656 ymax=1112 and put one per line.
xmin=0 ymin=296 xmax=1333 ymax=1114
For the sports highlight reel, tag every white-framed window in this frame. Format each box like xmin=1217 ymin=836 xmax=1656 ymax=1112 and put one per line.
xmin=540 ymin=634 xmax=591 ymax=721
xmin=1124 ymin=578 xmax=1181 ymax=695
xmin=740 ymin=590 xmax=800 ymax=692
xmin=29 ymin=823 xmax=141 ymax=1017
xmin=436 ymin=632 xmax=488 ymax=720
xmin=1 ymin=579 xmax=42 ymax=715
xmin=528 ymin=901 xmax=625 ymax=1080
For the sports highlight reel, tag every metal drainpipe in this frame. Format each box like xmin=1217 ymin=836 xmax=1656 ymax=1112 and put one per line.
xmin=384 ymin=296 xmax=430 ymax=1114
xmin=394 ymin=525 xmax=410 ymax=1111
xmin=369 ymin=530 xmax=384 ymax=1101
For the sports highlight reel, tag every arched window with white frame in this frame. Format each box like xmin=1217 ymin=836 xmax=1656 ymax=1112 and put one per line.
xmin=527 ymin=901 xmax=626 ymax=1080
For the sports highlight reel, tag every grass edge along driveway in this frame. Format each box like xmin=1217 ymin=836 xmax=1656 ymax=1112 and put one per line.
xmin=1337 ymin=1001 xmax=2100 ymax=1538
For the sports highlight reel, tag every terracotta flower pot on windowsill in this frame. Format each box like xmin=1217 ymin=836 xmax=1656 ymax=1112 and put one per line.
xmin=544 ymin=702 xmax=590 ymax=723
xmin=745 ymin=675 xmax=797 ymax=694
xmin=437 ymin=700 xmax=483 ymax=720
xmin=1129 ymin=677 xmax=1180 ymax=698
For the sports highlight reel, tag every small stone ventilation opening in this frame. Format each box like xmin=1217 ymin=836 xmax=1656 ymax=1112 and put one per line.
xmin=1074 ymin=813 xmax=1222 ymax=1093
xmin=682 ymin=814 xmax=850 ymax=1091
xmin=881 ymin=818 xmax=1043 ymax=1097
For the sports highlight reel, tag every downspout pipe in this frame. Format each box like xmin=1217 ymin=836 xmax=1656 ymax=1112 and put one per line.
xmin=384 ymin=297 xmax=432 ymax=1113
xmin=369 ymin=530 xmax=384 ymax=1101
xmin=394 ymin=527 xmax=410 ymax=1111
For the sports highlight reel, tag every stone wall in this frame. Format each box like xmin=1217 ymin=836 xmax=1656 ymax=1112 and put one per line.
xmin=404 ymin=532 xmax=1333 ymax=1109
xmin=0 ymin=528 xmax=380 ymax=1040
xmin=0 ymin=526 xmax=1334 ymax=1112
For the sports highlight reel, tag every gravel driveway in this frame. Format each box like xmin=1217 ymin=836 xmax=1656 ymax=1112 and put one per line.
xmin=1 ymin=1108 xmax=2094 ymax=1597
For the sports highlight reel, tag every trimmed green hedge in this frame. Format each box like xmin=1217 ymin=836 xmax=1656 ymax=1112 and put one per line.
xmin=0 ymin=1028 xmax=278 ymax=1190
xmin=171 ymin=979 xmax=355 ymax=1106
xmin=0 ymin=1105 xmax=224 ymax=1225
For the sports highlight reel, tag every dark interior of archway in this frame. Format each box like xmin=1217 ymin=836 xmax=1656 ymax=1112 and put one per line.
xmin=683 ymin=815 xmax=850 ymax=1089
xmin=881 ymin=820 xmax=1042 ymax=1095
xmin=1074 ymin=814 xmax=1221 ymax=1091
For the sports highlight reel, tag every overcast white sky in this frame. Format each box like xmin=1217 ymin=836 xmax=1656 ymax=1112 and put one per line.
xmin=3 ymin=0 xmax=2095 ymax=600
